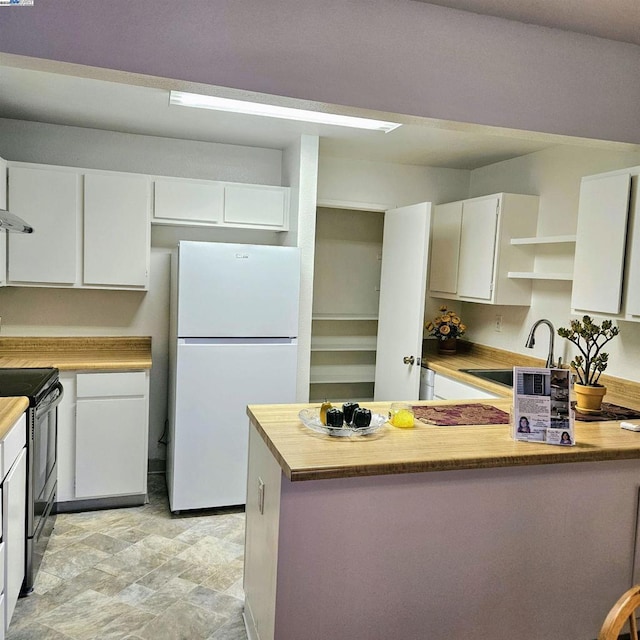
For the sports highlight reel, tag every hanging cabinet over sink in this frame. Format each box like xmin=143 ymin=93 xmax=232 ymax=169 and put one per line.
xmin=428 ymin=192 xmax=539 ymax=305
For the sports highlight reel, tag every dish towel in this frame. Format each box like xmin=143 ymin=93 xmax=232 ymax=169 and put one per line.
xmin=412 ymin=403 xmax=510 ymax=426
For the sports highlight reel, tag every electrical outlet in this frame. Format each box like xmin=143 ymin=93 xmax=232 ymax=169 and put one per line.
xmin=494 ymin=315 xmax=503 ymax=332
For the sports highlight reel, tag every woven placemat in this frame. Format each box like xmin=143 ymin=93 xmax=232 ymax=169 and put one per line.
xmin=573 ymin=402 xmax=640 ymax=422
xmin=412 ymin=403 xmax=511 ymax=426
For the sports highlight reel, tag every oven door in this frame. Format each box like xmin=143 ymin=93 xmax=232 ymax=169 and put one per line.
xmin=31 ymin=381 xmax=63 ymax=515
xmin=24 ymin=380 xmax=63 ymax=594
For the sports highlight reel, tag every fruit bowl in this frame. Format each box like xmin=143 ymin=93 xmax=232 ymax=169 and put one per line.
xmin=298 ymin=408 xmax=387 ymax=437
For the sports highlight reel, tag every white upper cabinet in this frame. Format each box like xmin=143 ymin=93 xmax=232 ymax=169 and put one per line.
xmin=428 ymin=193 xmax=538 ymax=305
xmin=152 ymin=177 xmax=290 ymax=231
xmin=224 ymin=184 xmax=288 ymax=229
xmin=153 ymin=178 xmax=223 ymax=225
xmin=571 ymin=173 xmax=631 ymax=314
xmin=7 ymin=163 xmax=149 ymax=290
xmin=7 ymin=165 xmax=80 ymax=285
xmin=457 ymin=196 xmax=500 ymax=300
xmin=0 ymin=156 xmax=7 ymax=286
xmin=428 ymin=201 xmax=462 ymax=296
xmin=572 ymin=167 xmax=640 ymax=322
xmin=84 ymin=173 xmax=150 ymax=288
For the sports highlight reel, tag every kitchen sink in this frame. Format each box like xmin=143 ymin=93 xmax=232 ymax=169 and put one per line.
xmin=459 ymin=368 xmax=514 ymax=387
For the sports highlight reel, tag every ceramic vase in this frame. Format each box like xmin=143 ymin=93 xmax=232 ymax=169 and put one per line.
xmin=438 ymin=337 xmax=457 ymax=355
xmin=574 ymin=383 xmax=606 ymax=414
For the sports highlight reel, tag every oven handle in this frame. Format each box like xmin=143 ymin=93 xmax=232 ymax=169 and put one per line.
xmin=35 ymin=381 xmax=64 ymax=419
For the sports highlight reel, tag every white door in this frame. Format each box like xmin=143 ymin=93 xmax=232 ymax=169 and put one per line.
xmin=374 ymin=202 xmax=431 ymax=401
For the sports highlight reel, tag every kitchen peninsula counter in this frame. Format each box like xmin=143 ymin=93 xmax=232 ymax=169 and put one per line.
xmin=0 ymin=396 xmax=29 ymax=440
xmin=0 ymin=336 xmax=152 ymax=370
xmin=247 ymin=399 xmax=640 ymax=482
xmin=244 ymin=399 xmax=640 ymax=640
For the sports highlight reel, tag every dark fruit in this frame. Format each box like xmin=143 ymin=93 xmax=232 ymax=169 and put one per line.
xmin=342 ymin=402 xmax=360 ymax=425
xmin=353 ymin=407 xmax=372 ymax=428
xmin=325 ymin=408 xmax=344 ymax=427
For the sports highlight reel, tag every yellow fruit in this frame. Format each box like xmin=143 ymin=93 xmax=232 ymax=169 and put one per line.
xmin=320 ymin=401 xmax=332 ymax=425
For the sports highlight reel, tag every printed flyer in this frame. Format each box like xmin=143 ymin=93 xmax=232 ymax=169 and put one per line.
xmin=512 ymin=367 xmax=574 ymax=446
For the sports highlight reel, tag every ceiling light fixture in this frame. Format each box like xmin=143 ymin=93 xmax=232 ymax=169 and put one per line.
xmin=169 ymin=91 xmax=401 ymax=133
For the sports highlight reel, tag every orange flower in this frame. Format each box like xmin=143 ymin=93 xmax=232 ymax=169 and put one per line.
xmin=439 ymin=325 xmax=451 ymax=335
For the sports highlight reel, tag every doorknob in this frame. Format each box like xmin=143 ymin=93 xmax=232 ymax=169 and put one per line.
xmin=403 ymin=356 xmax=415 ymax=365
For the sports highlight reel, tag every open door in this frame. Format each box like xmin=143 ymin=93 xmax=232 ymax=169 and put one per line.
xmin=374 ymin=202 xmax=431 ymax=401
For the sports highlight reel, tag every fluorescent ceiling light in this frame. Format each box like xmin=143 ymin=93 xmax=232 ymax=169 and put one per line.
xmin=169 ymin=91 xmax=401 ymax=133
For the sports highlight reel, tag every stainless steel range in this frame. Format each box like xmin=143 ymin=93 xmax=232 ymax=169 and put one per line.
xmin=0 ymin=368 xmax=62 ymax=594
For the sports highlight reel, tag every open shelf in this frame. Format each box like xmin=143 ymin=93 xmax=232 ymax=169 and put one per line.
xmin=312 ymin=314 xmax=378 ymax=321
xmin=311 ymin=336 xmax=377 ymax=352
xmin=510 ymin=235 xmax=576 ymax=245
xmin=310 ymin=364 xmax=376 ymax=384
xmin=508 ymin=271 xmax=573 ymax=281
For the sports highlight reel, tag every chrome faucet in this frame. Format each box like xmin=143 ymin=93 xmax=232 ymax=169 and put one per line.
xmin=525 ymin=319 xmax=556 ymax=368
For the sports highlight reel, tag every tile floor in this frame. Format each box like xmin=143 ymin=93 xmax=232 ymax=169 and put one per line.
xmin=7 ymin=474 xmax=248 ymax=640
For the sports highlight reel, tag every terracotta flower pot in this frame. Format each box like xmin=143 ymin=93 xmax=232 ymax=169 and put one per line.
xmin=574 ymin=383 xmax=606 ymax=414
xmin=438 ymin=337 xmax=457 ymax=355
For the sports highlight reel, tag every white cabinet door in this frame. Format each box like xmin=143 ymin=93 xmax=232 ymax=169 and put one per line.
xmin=625 ymin=176 xmax=640 ymax=318
xmin=7 ymin=166 xmax=79 ymax=284
xmin=433 ymin=373 xmax=501 ymax=400
xmin=571 ymin=173 xmax=631 ymax=314
xmin=3 ymin=447 xmax=26 ymax=629
xmin=429 ymin=201 xmax=462 ymax=296
xmin=75 ymin=395 xmax=148 ymax=498
xmin=457 ymin=196 xmax=499 ymax=300
xmin=224 ymin=184 xmax=288 ymax=229
xmin=374 ymin=202 xmax=431 ymax=401
xmin=83 ymin=173 xmax=150 ymax=288
xmin=0 ymin=157 xmax=6 ymax=287
xmin=154 ymin=178 xmax=223 ymax=225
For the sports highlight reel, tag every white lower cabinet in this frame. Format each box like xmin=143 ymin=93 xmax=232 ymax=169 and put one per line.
xmin=433 ymin=372 xmax=501 ymax=400
xmin=58 ymin=371 xmax=149 ymax=505
xmin=1 ymin=414 xmax=27 ymax=634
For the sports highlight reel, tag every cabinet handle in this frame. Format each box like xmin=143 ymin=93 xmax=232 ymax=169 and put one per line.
xmin=403 ymin=356 xmax=415 ymax=365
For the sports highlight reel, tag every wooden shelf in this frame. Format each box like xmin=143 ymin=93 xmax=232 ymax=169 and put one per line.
xmin=310 ymin=364 xmax=376 ymax=384
xmin=508 ymin=271 xmax=573 ymax=281
xmin=312 ymin=314 xmax=378 ymax=321
xmin=311 ymin=336 xmax=377 ymax=352
xmin=510 ymin=235 xmax=576 ymax=245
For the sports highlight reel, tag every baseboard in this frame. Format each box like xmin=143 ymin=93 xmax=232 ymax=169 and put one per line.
xmin=54 ymin=493 xmax=146 ymax=513
xmin=243 ymin=600 xmax=260 ymax=640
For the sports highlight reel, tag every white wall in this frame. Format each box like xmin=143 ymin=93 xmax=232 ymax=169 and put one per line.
xmin=0 ymin=119 xmax=288 ymax=461
xmin=457 ymin=145 xmax=640 ymax=381
xmin=2 ymin=1 xmax=639 ymax=144
xmin=318 ymin=156 xmax=470 ymax=209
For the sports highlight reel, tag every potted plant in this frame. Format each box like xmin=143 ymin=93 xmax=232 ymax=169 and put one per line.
xmin=557 ymin=315 xmax=620 ymax=413
xmin=426 ymin=306 xmax=466 ymax=354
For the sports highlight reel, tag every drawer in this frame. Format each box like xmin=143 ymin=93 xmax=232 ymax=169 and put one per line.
xmin=77 ymin=372 xmax=147 ymax=398
xmin=0 ymin=415 xmax=26 ymax=481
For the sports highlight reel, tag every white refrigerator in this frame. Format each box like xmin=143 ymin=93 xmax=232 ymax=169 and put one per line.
xmin=167 ymin=241 xmax=300 ymax=512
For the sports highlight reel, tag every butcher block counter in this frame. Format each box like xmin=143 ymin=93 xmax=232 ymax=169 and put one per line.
xmin=244 ymin=397 xmax=640 ymax=640
xmin=247 ymin=398 xmax=640 ymax=482
xmin=422 ymin=339 xmax=640 ymax=408
xmin=0 ymin=336 xmax=151 ymax=439
xmin=0 ymin=336 xmax=152 ymax=370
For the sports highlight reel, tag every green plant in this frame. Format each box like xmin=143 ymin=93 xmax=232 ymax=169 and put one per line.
xmin=557 ymin=315 xmax=619 ymax=386
xmin=426 ymin=306 xmax=466 ymax=341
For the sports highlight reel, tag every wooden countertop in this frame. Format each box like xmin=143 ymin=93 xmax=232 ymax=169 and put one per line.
xmin=0 ymin=337 xmax=152 ymax=371
xmin=248 ymin=398 xmax=640 ymax=482
xmin=422 ymin=340 xmax=640 ymax=410
xmin=0 ymin=397 xmax=29 ymax=441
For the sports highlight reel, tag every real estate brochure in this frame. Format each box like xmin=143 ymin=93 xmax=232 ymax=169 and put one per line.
xmin=512 ymin=367 xmax=574 ymax=446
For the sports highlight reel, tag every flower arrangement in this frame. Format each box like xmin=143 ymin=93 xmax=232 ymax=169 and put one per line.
xmin=426 ymin=306 xmax=466 ymax=341
xmin=557 ymin=315 xmax=619 ymax=386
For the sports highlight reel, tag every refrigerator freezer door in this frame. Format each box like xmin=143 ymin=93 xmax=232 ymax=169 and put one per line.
xmin=177 ymin=241 xmax=300 ymax=338
xmin=169 ymin=339 xmax=298 ymax=511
